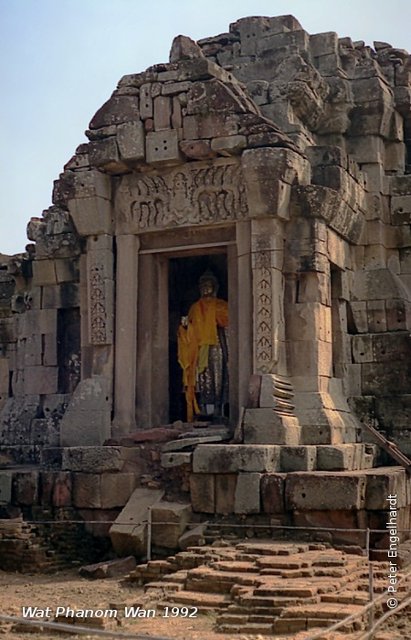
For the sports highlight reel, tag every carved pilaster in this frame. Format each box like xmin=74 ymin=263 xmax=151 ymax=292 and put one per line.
xmin=86 ymin=236 xmax=114 ymax=346
xmin=251 ymin=219 xmax=285 ymax=374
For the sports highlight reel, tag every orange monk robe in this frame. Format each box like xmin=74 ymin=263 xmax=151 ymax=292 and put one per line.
xmin=178 ymin=297 xmax=228 ymax=421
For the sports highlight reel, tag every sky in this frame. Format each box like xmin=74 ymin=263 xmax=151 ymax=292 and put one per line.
xmin=1 ymin=0 xmax=410 ymax=255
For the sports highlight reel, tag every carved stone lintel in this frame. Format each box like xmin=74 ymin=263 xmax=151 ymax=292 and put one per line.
xmin=115 ymin=160 xmax=248 ymax=233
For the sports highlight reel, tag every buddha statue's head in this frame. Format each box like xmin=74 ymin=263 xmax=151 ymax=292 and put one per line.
xmin=199 ymin=269 xmax=218 ymax=298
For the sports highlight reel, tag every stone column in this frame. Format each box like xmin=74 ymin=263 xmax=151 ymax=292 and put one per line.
xmin=112 ymin=235 xmax=139 ymax=435
xmin=241 ymin=147 xmax=310 ymax=446
xmin=242 ymin=217 xmax=301 ymax=445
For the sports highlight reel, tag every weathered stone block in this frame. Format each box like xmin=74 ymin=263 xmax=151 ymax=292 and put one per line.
xmin=19 ymin=310 xmax=54 ymax=339
xmin=55 ymin=258 xmax=79 ymax=284
xmin=211 ymin=135 xmax=247 ymax=155
xmin=192 ymin=444 xmax=281 ymax=473
xmin=139 ymin=83 xmax=153 ymax=118
xmin=151 ymin=502 xmax=192 ymax=548
xmin=293 ymin=509 xmax=365 ymax=545
xmin=73 ymin=473 xmax=101 ymax=508
xmin=242 ymin=147 xmax=310 ymax=219
xmin=40 ymin=471 xmax=72 ymax=507
xmin=110 ymin=488 xmax=164 ymax=557
xmin=365 ymin=468 xmax=407 ymax=510
xmin=117 ymin=121 xmax=145 ymax=163
xmin=243 ymin=409 xmax=301 ymax=445
xmin=24 ymin=366 xmax=58 ymax=395
xmin=261 ymin=473 xmax=286 ymax=514
xmin=316 ymin=445 xmax=357 ymax=471
xmin=32 ymin=260 xmax=58 ymax=286
xmin=60 ymin=377 xmax=111 ymax=446
xmin=349 ymin=302 xmax=368 ymax=333
xmin=100 ymin=473 xmax=139 ymax=508
xmin=30 ymin=418 xmax=58 ymax=447
xmin=215 ymin=474 xmax=237 ymax=514
xmin=79 ymin=556 xmax=136 ymax=579
xmin=288 ymin=339 xmax=332 ymax=378
xmin=62 ymin=447 xmax=123 ymax=473
xmin=280 ymin=446 xmax=317 ymax=472
xmin=69 ymin=196 xmax=112 ymax=237
xmin=0 ymin=472 xmax=12 ymax=504
xmin=179 ymin=139 xmax=215 ymax=160
xmin=12 ymin=471 xmax=39 ymax=506
xmin=161 ymin=452 xmax=192 ymax=468
xmin=22 ymin=334 xmax=42 ymax=367
xmin=285 ymin=472 xmax=366 ymax=511
xmin=146 ymin=130 xmax=181 ymax=165
xmin=386 ymin=300 xmax=408 ymax=331
xmin=89 ymin=95 xmax=139 ymax=129
xmin=52 ymin=472 xmax=72 ymax=507
xmin=178 ymin=523 xmax=207 ymax=550
xmin=88 ymin=138 xmax=126 ymax=172
xmin=189 ymin=473 xmax=215 ymax=513
xmin=154 ymin=96 xmax=171 ymax=130
xmin=234 ymin=473 xmax=261 ymax=514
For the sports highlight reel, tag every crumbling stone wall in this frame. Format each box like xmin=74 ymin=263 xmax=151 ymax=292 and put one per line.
xmin=197 ymin=16 xmax=411 ymax=452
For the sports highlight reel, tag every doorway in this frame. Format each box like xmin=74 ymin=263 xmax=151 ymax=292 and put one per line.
xmin=168 ymin=253 xmax=228 ymax=422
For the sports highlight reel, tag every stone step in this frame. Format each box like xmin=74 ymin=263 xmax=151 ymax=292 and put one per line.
xmin=144 ymin=581 xmax=183 ymax=593
xmin=259 ymin=567 xmax=314 ymax=577
xmin=209 ymin=560 xmax=257 ymax=573
xmin=321 ymin=591 xmax=369 ymax=605
xmin=236 ymin=593 xmax=319 ymax=609
xmin=163 ymin=590 xmax=231 ymax=609
xmin=217 ymin=622 xmax=274 ymax=634
xmin=185 ymin=567 xmax=261 ymax=593
xmin=253 ymin=584 xmax=322 ymax=598
xmin=161 ymin=570 xmax=188 ymax=583
xmin=256 ymin=556 xmax=307 ymax=570
xmin=272 ymin=616 xmax=361 ymax=634
xmin=218 ymin=612 xmax=249 ymax=625
xmin=279 ymin=602 xmax=365 ymax=619
xmin=237 ymin=542 xmax=310 ymax=556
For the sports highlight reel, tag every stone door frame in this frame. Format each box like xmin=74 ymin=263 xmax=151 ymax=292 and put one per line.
xmin=112 ymin=221 xmax=252 ymax=434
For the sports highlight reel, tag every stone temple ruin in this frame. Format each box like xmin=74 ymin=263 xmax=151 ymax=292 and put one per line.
xmin=0 ymin=14 xmax=411 ymax=566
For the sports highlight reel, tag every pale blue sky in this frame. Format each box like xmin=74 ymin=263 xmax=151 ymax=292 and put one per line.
xmin=1 ymin=0 xmax=410 ymax=255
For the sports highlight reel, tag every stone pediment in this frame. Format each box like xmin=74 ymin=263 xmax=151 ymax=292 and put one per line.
xmin=82 ymin=40 xmax=299 ymax=179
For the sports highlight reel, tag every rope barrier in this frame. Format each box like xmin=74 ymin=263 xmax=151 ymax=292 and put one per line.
xmin=303 ymin=566 xmax=411 ymax=640
xmin=0 ymin=613 xmax=174 ymax=640
xmin=357 ymin=593 xmax=411 ymax=640
xmin=2 ymin=518 xmax=409 ymax=534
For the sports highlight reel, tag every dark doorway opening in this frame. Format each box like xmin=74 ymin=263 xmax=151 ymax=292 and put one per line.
xmin=168 ymin=253 xmax=228 ymax=422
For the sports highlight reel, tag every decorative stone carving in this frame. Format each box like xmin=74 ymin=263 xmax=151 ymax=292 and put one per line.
xmin=87 ymin=263 xmax=113 ymax=345
xmin=116 ymin=161 xmax=248 ymax=232
xmin=252 ymin=234 xmax=281 ymax=373
xmin=27 ymin=207 xmax=81 ymax=259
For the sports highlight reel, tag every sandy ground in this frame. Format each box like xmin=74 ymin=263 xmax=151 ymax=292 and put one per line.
xmin=0 ymin=568 xmax=411 ymax=640
xmin=0 ymin=569 xmax=251 ymax=640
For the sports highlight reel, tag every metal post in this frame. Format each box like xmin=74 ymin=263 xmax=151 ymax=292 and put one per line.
xmin=366 ymin=528 xmax=374 ymax=631
xmin=146 ymin=507 xmax=152 ymax=562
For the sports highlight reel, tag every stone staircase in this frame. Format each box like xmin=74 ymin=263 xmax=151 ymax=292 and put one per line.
xmin=124 ymin=540 xmax=411 ymax=636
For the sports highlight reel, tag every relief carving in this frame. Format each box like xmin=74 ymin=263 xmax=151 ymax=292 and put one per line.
xmin=252 ymin=235 xmax=275 ymax=373
xmin=116 ymin=162 xmax=248 ymax=232
xmin=255 ymin=264 xmax=273 ymax=370
xmin=88 ymin=264 xmax=112 ymax=345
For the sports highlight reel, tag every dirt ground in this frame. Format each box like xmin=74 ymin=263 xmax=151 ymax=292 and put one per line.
xmin=0 ymin=569 xmax=253 ymax=640
xmin=0 ymin=568 xmax=410 ymax=640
